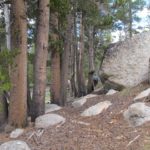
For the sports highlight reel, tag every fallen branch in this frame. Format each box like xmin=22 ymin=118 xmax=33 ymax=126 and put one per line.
xmin=36 ymin=129 xmax=44 ymax=137
xmin=127 ymin=135 xmax=140 ymax=147
xmin=27 ymin=129 xmax=44 ymax=145
xmin=27 ymin=132 xmax=36 ymax=141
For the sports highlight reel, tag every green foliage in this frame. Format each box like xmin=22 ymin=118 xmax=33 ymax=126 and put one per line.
xmin=0 ymin=49 xmax=18 ymax=92
xmin=27 ymin=0 xmax=38 ymax=19
xmin=28 ymin=62 xmax=33 ymax=85
xmin=94 ymin=31 xmax=112 ymax=69
xmin=112 ymin=0 xmax=146 ymax=24
xmin=76 ymin=0 xmax=101 ymax=27
xmin=50 ymin=0 xmax=70 ymax=22
xmin=49 ymin=39 xmax=63 ymax=53
xmin=28 ymin=46 xmax=35 ymax=85
xmin=77 ymin=0 xmax=99 ymax=17
xmin=0 ymin=102 xmax=4 ymax=112
xmin=0 ymin=18 xmax=6 ymax=49
xmin=46 ymin=67 xmax=51 ymax=84
xmin=98 ymin=15 xmax=114 ymax=29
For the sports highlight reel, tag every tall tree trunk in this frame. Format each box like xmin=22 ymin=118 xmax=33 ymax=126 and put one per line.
xmin=76 ymin=12 xmax=86 ymax=97
xmin=87 ymin=26 xmax=95 ymax=94
xmin=50 ymin=12 xmax=61 ymax=105
xmin=70 ymin=11 xmax=78 ymax=97
xmin=31 ymin=0 xmax=50 ymax=121
xmin=60 ymin=13 xmax=72 ymax=105
xmin=129 ymin=0 xmax=132 ymax=38
xmin=4 ymin=4 xmax=11 ymax=50
xmin=3 ymin=4 xmax=11 ymax=119
xmin=9 ymin=0 xmax=27 ymax=127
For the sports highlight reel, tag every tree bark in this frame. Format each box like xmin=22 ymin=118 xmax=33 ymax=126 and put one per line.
xmin=87 ymin=26 xmax=95 ymax=94
xmin=31 ymin=0 xmax=50 ymax=121
xmin=9 ymin=0 xmax=27 ymax=127
xmin=60 ymin=13 xmax=72 ymax=105
xmin=50 ymin=12 xmax=61 ymax=105
xmin=76 ymin=12 xmax=86 ymax=97
xmin=70 ymin=11 xmax=78 ymax=97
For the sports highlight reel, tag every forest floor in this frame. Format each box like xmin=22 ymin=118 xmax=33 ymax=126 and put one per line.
xmin=1 ymin=83 xmax=150 ymax=150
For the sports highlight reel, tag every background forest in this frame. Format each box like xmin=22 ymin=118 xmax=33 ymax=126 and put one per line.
xmin=0 ymin=0 xmax=149 ymax=128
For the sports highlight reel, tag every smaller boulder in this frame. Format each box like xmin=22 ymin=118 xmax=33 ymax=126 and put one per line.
xmin=10 ymin=128 xmax=24 ymax=138
xmin=81 ymin=101 xmax=112 ymax=117
xmin=134 ymin=88 xmax=150 ymax=101
xmin=106 ymin=89 xmax=118 ymax=95
xmin=45 ymin=104 xmax=62 ymax=113
xmin=72 ymin=94 xmax=97 ymax=108
xmin=0 ymin=140 xmax=30 ymax=150
xmin=72 ymin=98 xmax=87 ymax=108
xmin=35 ymin=114 xmax=65 ymax=129
xmin=123 ymin=102 xmax=150 ymax=126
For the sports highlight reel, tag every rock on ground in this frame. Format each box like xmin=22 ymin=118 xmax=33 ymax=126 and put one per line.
xmin=0 ymin=140 xmax=30 ymax=150
xmin=106 ymin=89 xmax=118 ymax=95
xmin=72 ymin=98 xmax=87 ymax=108
xmin=101 ymin=31 xmax=150 ymax=88
xmin=134 ymin=88 xmax=150 ymax=101
xmin=72 ymin=94 xmax=97 ymax=108
xmin=81 ymin=101 xmax=112 ymax=117
xmin=123 ymin=102 xmax=150 ymax=126
xmin=45 ymin=104 xmax=62 ymax=113
xmin=10 ymin=128 xmax=24 ymax=138
xmin=35 ymin=114 xmax=65 ymax=129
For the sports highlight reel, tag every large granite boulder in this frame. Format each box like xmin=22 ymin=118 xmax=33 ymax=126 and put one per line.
xmin=101 ymin=31 xmax=150 ymax=89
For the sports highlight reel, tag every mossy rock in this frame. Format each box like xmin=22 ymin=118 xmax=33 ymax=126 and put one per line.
xmin=119 ymin=88 xmax=132 ymax=96
xmin=100 ymin=73 xmax=113 ymax=84
xmin=103 ymin=80 xmax=125 ymax=91
xmin=144 ymin=144 xmax=150 ymax=150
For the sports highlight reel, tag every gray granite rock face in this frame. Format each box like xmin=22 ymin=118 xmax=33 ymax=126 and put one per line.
xmin=101 ymin=31 xmax=150 ymax=88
